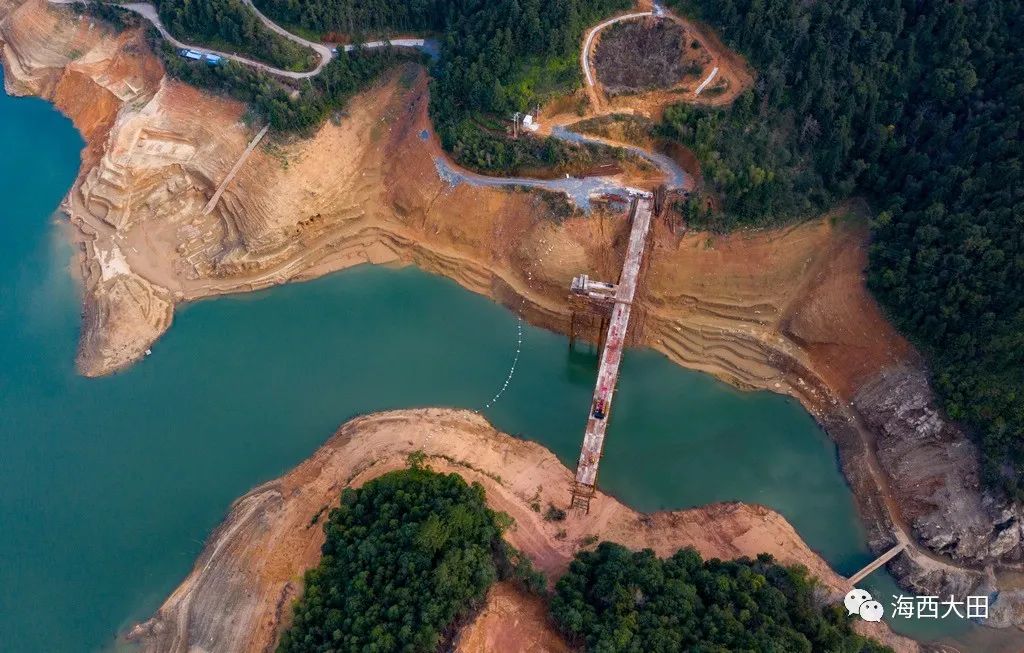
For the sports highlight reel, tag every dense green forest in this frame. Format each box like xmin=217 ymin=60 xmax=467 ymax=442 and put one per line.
xmin=253 ymin=0 xmax=632 ymax=173
xmin=276 ymin=464 xmax=887 ymax=651
xmin=156 ymin=35 xmax=410 ymax=131
xmin=154 ymin=0 xmax=316 ymax=71
xmin=277 ymin=464 xmax=542 ymax=653
xmin=666 ymin=0 xmax=1024 ymax=498
xmin=551 ymin=543 xmax=891 ymax=652
xmin=252 ymin=0 xmax=449 ymax=36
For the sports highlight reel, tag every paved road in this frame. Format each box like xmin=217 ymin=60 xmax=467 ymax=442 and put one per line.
xmin=694 ymin=66 xmax=719 ymax=94
xmin=342 ymin=38 xmax=437 ymax=59
xmin=51 ymin=0 xmax=434 ymax=78
xmin=50 ymin=0 xmax=326 ymax=77
xmin=239 ymin=0 xmax=333 ymax=75
xmin=51 ymin=0 xmax=1024 ymax=596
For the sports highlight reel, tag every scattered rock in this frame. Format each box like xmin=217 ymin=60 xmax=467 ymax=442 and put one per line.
xmin=855 ymin=366 xmax=1023 ymax=566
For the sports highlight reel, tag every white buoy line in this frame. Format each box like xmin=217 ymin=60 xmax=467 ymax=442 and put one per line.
xmin=481 ymin=309 xmax=524 ymax=410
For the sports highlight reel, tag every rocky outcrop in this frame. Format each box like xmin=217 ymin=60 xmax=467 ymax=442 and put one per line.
xmin=888 ymin=551 xmax=991 ymax=601
xmin=989 ymin=589 xmax=1024 ymax=630
xmin=855 ymin=366 xmax=1024 ymax=565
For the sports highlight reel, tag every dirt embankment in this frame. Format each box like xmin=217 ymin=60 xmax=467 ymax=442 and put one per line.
xmin=454 ymin=582 xmax=568 ymax=653
xmin=2 ymin=0 xmax=1021 ymax=622
xmin=125 ymin=408 xmax=919 ymax=653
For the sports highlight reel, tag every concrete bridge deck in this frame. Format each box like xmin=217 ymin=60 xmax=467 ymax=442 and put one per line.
xmin=203 ymin=125 xmax=269 ymax=216
xmin=571 ymin=197 xmax=654 ymax=511
xmin=848 ymin=542 xmax=908 ymax=587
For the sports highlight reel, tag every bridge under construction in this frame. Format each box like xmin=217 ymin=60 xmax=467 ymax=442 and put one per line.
xmin=569 ymin=195 xmax=656 ymax=513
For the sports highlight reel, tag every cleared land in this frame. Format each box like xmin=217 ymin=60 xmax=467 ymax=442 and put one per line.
xmin=594 ymin=18 xmax=693 ymax=94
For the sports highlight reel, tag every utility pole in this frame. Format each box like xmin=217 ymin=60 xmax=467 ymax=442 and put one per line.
xmin=512 ymin=112 xmax=520 ymax=139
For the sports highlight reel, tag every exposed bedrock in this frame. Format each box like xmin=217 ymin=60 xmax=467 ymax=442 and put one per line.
xmin=855 ymin=366 xmax=1023 ymax=566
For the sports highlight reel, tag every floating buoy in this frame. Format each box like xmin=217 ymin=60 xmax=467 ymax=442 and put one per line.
xmin=480 ymin=310 xmax=524 ymax=411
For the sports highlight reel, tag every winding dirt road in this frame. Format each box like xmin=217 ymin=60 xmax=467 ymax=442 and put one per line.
xmin=581 ymin=11 xmax=653 ymax=87
xmin=238 ymin=0 xmax=333 ymax=71
xmin=49 ymin=0 xmax=433 ymax=78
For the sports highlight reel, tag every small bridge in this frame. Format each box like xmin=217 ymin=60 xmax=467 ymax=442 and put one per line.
xmin=569 ymin=196 xmax=655 ymax=513
xmin=847 ymin=543 xmax=908 ymax=587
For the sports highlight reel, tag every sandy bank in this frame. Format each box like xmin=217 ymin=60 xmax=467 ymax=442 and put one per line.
xmin=125 ymin=408 xmax=918 ymax=653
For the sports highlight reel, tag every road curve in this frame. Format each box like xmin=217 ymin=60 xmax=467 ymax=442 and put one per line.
xmin=49 ymin=0 xmax=435 ymax=79
xmin=49 ymin=0 xmax=1024 ymax=605
xmin=49 ymin=0 xmax=326 ymax=77
xmin=581 ymin=11 xmax=653 ymax=87
xmin=238 ymin=0 xmax=333 ymax=73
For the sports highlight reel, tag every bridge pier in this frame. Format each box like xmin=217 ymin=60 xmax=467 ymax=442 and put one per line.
xmin=568 ymin=310 xmax=610 ymax=352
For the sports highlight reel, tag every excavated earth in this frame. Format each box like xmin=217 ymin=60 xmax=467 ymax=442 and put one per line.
xmin=124 ymin=408 xmax=919 ymax=653
xmin=1 ymin=0 xmax=1022 ymax=639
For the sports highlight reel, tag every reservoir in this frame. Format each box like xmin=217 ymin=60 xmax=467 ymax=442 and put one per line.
xmin=0 ymin=75 xmax=998 ymax=651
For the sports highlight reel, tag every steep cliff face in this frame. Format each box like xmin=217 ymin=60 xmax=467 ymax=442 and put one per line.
xmin=856 ymin=367 xmax=1024 ymax=565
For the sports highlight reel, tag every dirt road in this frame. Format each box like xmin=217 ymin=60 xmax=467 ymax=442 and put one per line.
xmin=48 ymin=0 xmax=434 ymax=78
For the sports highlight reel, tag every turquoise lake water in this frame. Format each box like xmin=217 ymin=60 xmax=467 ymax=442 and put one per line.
xmin=0 ymin=73 xmax=1003 ymax=650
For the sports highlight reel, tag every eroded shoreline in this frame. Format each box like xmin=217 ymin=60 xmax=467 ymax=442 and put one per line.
xmin=1 ymin=0 xmax=1022 ymax=636
xmin=124 ymin=408 xmax=920 ymax=653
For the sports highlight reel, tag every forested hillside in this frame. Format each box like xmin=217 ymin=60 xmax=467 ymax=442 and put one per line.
xmin=155 ymin=35 xmax=407 ymax=131
xmin=278 ymin=464 xmax=542 ymax=652
xmin=667 ymin=0 xmax=1024 ymax=498
xmin=277 ymin=463 xmax=886 ymax=652
xmin=155 ymin=0 xmax=316 ymax=71
xmin=251 ymin=0 xmax=449 ymax=35
xmin=253 ymin=0 xmax=632 ymax=172
xmin=551 ymin=543 xmax=891 ymax=652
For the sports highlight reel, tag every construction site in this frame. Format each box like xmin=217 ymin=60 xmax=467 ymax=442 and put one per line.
xmin=567 ymin=191 xmax=663 ymax=513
